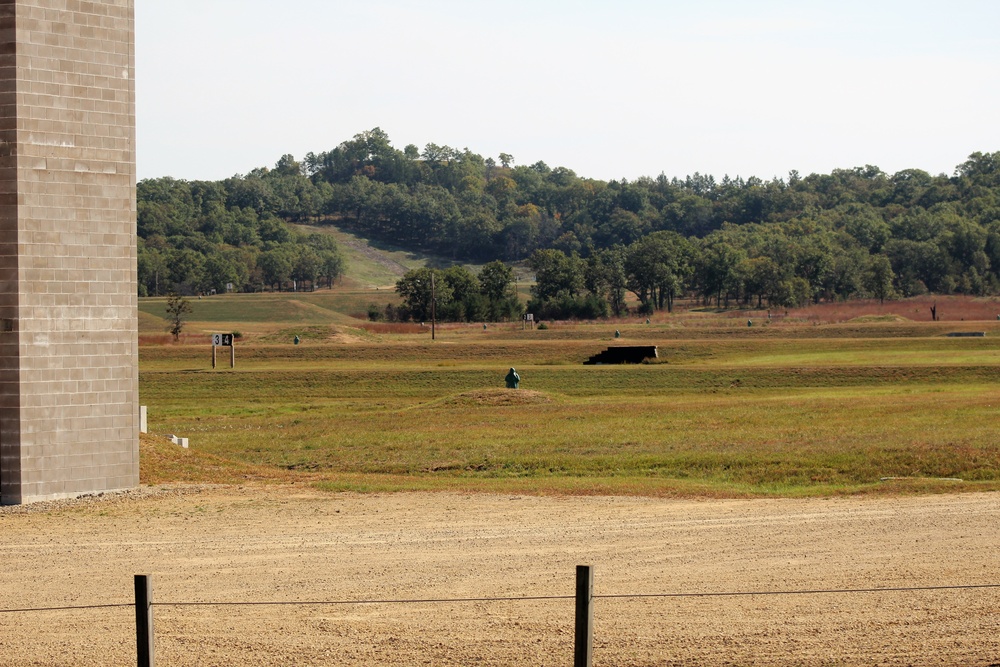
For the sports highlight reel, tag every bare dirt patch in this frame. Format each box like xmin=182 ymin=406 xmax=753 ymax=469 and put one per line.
xmin=2 ymin=486 xmax=999 ymax=666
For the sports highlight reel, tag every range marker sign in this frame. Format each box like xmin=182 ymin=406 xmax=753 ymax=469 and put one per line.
xmin=212 ymin=333 xmax=234 ymax=347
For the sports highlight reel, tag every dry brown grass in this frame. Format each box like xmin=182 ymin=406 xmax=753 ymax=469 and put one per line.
xmin=439 ymin=389 xmax=552 ymax=407
xmin=137 ymin=332 xmax=214 ymax=346
xmin=138 ymin=433 xmax=295 ymax=485
xmin=647 ymin=295 xmax=1000 ymax=328
xmin=356 ymin=322 xmax=428 ymax=334
xmin=783 ymin=295 xmax=1000 ymax=324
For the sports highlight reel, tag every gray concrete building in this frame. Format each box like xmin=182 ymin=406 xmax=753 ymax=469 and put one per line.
xmin=0 ymin=0 xmax=138 ymax=504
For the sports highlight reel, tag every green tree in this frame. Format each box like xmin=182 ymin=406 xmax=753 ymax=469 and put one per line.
xmin=258 ymin=247 xmax=295 ymax=291
xmin=201 ymin=251 xmax=243 ymax=294
xmin=477 ymin=260 xmax=522 ymax=321
xmin=478 ymin=260 xmax=514 ymax=302
xmin=696 ymin=235 xmax=746 ymax=307
xmin=395 ymin=268 xmax=454 ymax=322
xmin=864 ymin=254 xmax=897 ymax=304
xmin=167 ymin=248 xmax=205 ymax=294
xmin=137 ymin=244 xmax=168 ymax=296
xmin=291 ymin=246 xmax=321 ymax=291
xmin=625 ymin=232 xmax=693 ymax=313
xmin=165 ymin=293 xmax=192 ymax=341
xmin=837 ymin=203 xmax=890 ymax=253
xmin=740 ymin=256 xmax=783 ymax=308
xmin=528 ymin=249 xmax=584 ymax=301
xmin=317 ymin=249 xmax=344 ymax=288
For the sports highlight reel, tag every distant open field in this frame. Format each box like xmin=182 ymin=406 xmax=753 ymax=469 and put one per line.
xmin=6 ymin=292 xmax=1000 ymax=667
xmin=138 ymin=291 xmax=1000 ymax=497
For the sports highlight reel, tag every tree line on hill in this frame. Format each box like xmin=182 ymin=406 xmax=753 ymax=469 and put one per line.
xmin=137 ymin=176 xmax=344 ymax=296
xmin=138 ymin=128 xmax=1000 ymax=320
xmin=383 ymin=261 xmax=522 ymax=324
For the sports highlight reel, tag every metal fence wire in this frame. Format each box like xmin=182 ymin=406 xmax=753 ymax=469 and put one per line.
xmin=2 ymin=569 xmax=998 ymax=667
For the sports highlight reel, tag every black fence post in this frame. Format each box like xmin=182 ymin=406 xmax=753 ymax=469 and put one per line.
xmin=575 ymin=565 xmax=593 ymax=667
xmin=135 ymin=574 xmax=154 ymax=667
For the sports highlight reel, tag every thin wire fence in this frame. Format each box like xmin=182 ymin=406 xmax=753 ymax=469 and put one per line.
xmin=4 ymin=582 xmax=998 ymax=614
xmin=5 ymin=575 xmax=997 ymax=667
xmin=0 ymin=603 xmax=133 ymax=614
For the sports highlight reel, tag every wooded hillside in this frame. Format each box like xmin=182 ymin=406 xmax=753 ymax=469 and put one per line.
xmin=138 ymin=128 xmax=1000 ymax=317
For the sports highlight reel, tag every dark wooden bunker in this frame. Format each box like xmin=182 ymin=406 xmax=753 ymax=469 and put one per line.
xmin=584 ymin=346 xmax=658 ymax=365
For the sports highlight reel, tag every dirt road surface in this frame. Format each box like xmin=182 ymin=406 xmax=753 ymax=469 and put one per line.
xmin=2 ymin=486 xmax=999 ymax=666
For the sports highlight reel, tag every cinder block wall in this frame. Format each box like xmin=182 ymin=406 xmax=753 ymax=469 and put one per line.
xmin=0 ymin=0 xmax=138 ymax=504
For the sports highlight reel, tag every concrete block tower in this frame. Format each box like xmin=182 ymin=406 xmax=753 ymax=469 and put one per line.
xmin=0 ymin=0 xmax=138 ymax=504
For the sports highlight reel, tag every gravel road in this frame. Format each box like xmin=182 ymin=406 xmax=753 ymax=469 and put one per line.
xmin=2 ymin=486 xmax=999 ymax=666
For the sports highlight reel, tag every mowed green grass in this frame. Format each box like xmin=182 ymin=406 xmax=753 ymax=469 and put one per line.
xmin=139 ymin=290 xmax=401 ymax=333
xmin=138 ymin=333 xmax=1000 ymax=369
xmin=139 ymin=328 xmax=1000 ymax=497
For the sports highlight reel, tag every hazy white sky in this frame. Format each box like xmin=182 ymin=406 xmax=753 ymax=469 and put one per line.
xmin=136 ymin=0 xmax=1000 ymax=183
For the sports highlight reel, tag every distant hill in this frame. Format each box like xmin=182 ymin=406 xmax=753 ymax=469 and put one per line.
xmin=138 ymin=128 xmax=1000 ymax=316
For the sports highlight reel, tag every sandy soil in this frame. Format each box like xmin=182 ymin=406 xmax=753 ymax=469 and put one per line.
xmin=2 ymin=486 xmax=1000 ymax=666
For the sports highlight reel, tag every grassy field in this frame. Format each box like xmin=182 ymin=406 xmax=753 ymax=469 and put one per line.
xmin=290 ymin=221 xmax=507 ymax=289
xmin=139 ymin=290 xmax=399 ymax=329
xmin=138 ymin=291 xmax=1000 ymax=498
